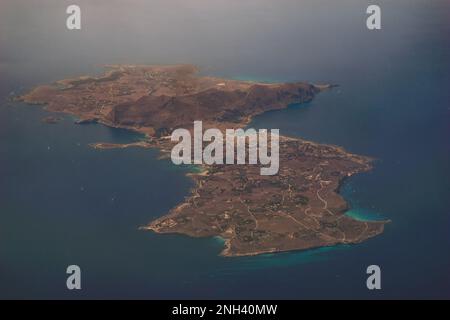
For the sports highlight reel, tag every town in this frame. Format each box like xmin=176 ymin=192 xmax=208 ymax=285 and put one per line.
xmin=170 ymin=121 xmax=280 ymax=175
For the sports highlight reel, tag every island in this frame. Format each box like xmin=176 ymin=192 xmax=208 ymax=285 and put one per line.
xmin=19 ymin=64 xmax=387 ymax=256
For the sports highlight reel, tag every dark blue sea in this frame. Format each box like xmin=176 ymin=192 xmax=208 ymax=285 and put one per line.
xmin=0 ymin=0 xmax=449 ymax=298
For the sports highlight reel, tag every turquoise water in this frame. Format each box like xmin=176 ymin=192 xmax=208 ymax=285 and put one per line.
xmin=341 ymin=182 xmax=387 ymax=222
xmin=344 ymin=209 xmax=385 ymax=222
xmin=1 ymin=0 xmax=449 ymax=298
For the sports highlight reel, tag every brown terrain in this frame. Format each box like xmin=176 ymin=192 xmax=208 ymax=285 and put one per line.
xmin=20 ymin=64 xmax=387 ymax=256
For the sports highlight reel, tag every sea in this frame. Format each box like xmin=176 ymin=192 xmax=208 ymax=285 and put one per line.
xmin=0 ymin=0 xmax=449 ymax=299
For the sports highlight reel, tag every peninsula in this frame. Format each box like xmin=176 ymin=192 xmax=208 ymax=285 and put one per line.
xmin=20 ymin=65 xmax=387 ymax=256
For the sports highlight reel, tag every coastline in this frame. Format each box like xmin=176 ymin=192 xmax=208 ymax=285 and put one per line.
xmin=18 ymin=65 xmax=388 ymax=257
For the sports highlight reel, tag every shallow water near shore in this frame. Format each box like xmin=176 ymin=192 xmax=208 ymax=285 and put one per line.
xmin=1 ymin=0 xmax=449 ymax=298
